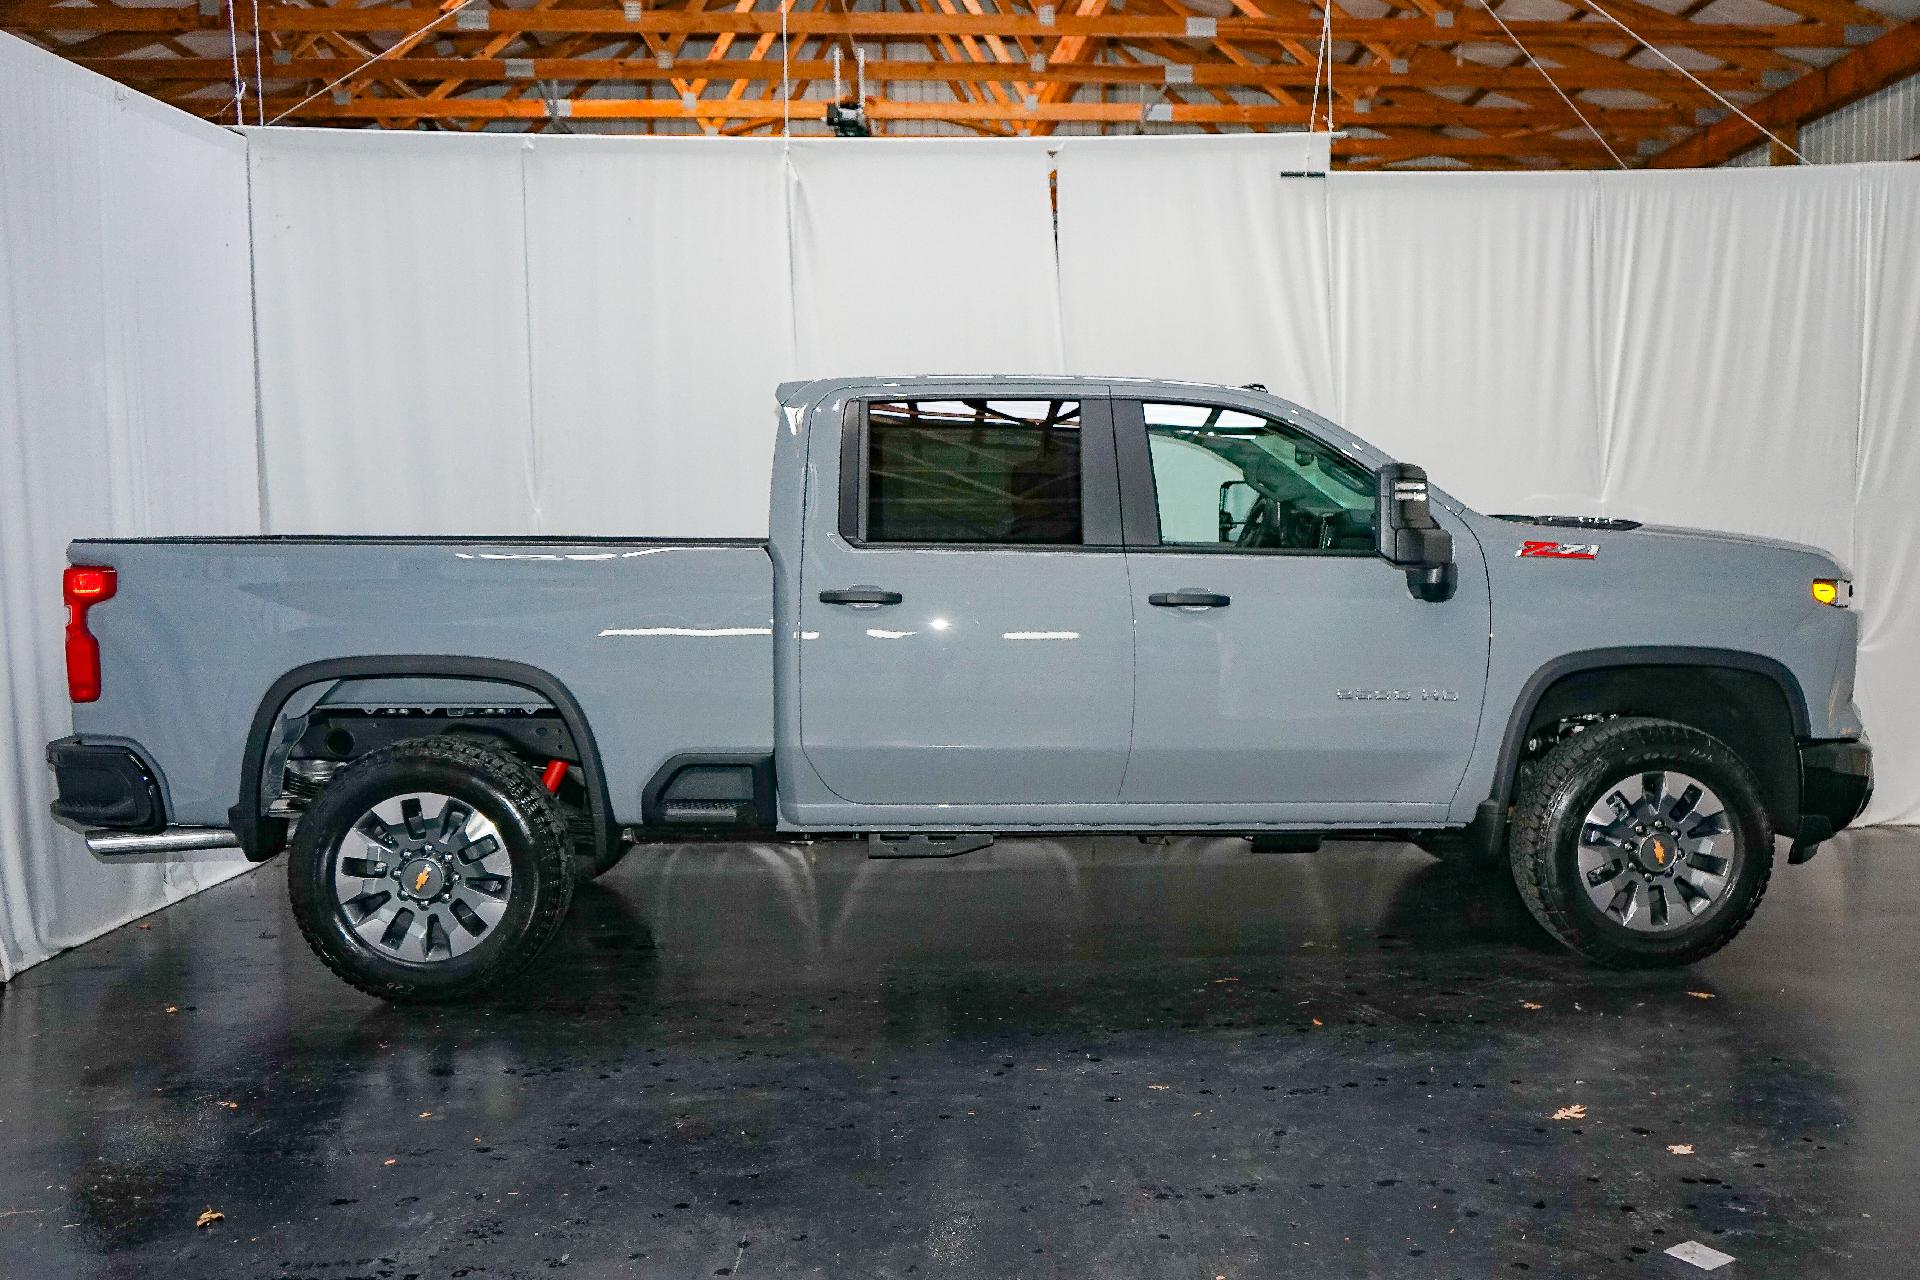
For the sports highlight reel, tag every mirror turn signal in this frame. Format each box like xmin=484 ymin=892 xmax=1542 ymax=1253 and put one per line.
xmin=1811 ymin=578 xmax=1852 ymax=608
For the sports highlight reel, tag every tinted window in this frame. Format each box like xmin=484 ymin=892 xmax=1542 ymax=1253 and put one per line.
xmin=1143 ymin=402 xmax=1375 ymax=552
xmin=866 ymin=399 xmax=1083 ymax=545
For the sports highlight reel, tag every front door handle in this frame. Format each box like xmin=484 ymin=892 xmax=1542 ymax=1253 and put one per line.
xmin=819 ymin=586 xmax=903 ymax=606
xmin=1148 ymin=589 xmax=1231 ymax=608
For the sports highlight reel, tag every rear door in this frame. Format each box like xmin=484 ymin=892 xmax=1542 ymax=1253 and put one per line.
xmin=1118 ymin=396 xmax=1490 ymax=811
xmin=797 ymin=388 xmax=1135 ymax=805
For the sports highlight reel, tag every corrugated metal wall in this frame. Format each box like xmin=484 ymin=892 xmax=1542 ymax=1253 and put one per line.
xmin=1803 ymin=71 xmax=1920 ymax=163
xmin=1723 ymin=70 xmax=1920 ymax=166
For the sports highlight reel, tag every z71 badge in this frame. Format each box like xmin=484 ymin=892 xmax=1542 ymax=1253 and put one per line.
xmin=1517 ymin=540 xmax=1598 ymax=560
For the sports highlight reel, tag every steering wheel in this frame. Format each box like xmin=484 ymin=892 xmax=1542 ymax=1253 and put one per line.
xmin=1235 ymin=496 xmax=1271 ymax=548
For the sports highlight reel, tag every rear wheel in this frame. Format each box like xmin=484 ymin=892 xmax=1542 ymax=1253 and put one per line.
xmin=288 ymin=736 xmax=577 ymax=1002
xmin=1509 ymin=717 xmax=1772 ymax=968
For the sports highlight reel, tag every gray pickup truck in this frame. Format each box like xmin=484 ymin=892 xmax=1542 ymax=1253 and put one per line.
xmin=48 ymin=376 xmax=1871 ymax=1001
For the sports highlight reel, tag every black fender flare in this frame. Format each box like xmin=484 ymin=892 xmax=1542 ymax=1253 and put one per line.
xmin=229 ymin=655 xmax=614 ymax=863
xmin=1451 ymin=645 xmax=1813 ymax=861
xmin=1487 ymin=645 xmax=1810 ymax=808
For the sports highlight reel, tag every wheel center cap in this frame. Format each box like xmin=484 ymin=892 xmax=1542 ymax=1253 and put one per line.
xmin=399 ymin=856 xmax=447 ymax=900
xmin=1635 ymin=834 xmax=1676 ymax=875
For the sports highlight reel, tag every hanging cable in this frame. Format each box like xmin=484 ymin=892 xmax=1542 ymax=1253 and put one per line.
xmin=225 ymin=0 xmax=245 ymax=124
xmin=1308 ymin=4 xmax=1333 ymax=133
xmin=250 ymin=0 xmax=265 ymax=126
xmin=269 ymin=0 xmax=481 ymax=125
xmin=1579 ymin=0 xmax=1806 ymax=163
xmin=1481 ymin=0 xmax=1625 ymax=168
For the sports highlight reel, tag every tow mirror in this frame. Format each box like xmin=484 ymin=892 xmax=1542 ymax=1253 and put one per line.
xmin=1376 ymin=464 xmax=1456 ymax=603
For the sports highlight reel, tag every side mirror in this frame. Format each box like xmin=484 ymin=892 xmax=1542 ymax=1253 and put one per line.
xmin=1376 ymin=464 xmax=1456 ymax=603
xmin=1217 ymin=479 xmax=1255 ymax=541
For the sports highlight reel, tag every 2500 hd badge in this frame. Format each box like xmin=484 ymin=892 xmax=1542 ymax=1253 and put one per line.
xmin=1336 ymin=688 xmax=1461 ymax=702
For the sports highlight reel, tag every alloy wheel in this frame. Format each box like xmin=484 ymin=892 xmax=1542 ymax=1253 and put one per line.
xmin=331 ymin=791 xmax=513 ymax=963
xmin=1576 ymin=769 xmax=1736 ymax=933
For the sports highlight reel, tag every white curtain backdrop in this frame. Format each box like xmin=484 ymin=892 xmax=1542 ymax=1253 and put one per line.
xmin=1851 ymin=166 xmax=1920 ymax=839
xmin=787 ymin=137 xmax=1065 ymax=377
xmin=0 ymin=37 xmax=260 ymax=979
xmin=1056 ymin=134 xmax=1335 ymax=413
xmin=247 ymin=130 xmax=539 ymax=535
xmin=524 ymin=137 xmax=796 ymax=537
xmin=1327 ymin=171 xmax=1606 ymax=515
xmin=1589 ymin=168 xmax=1864 ymax=559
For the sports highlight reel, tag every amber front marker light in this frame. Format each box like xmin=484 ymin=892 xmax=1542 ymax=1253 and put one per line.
xmin=1811 ymin=578 xmax=1852 ymax=608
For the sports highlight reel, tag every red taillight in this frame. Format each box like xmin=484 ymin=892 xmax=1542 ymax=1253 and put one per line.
xmin=63 ymin=565 xmax=116 ymax=703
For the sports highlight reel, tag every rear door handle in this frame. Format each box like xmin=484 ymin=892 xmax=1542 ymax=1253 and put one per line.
xmin=819 ymin=586 xmax=903 ymax=606
xmin=1148 ymin=589 xmax=1231 ymax=608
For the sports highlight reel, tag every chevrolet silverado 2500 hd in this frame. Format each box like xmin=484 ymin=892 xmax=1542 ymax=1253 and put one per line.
xmin=47 ymin=377 xmax=1872 ymax=1001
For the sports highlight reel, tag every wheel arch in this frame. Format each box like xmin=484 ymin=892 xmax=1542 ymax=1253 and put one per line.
xmin=230 ymin=656 xmax=614 ymax=863
xmin=1492 ymin=647 xmax=1809 ymax=833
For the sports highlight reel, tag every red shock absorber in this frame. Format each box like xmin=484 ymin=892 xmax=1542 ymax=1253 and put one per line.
xmin=540 ymin=759 xmax=568 ymax=793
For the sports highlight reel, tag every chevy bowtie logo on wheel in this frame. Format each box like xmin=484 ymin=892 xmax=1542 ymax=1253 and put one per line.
xmin=1518 ymin=539 xmax=1599 ymax=560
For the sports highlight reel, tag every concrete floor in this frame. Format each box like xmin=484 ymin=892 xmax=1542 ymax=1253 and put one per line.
xmin=1 ymin=830 xmax=1916 ymax=1279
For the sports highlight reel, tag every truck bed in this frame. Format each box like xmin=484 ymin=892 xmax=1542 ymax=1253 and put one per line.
xmin=68 ymin=536 xmax=777 ymax=833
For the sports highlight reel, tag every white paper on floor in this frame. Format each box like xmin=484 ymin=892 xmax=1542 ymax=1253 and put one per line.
xmin=1665 ymin=1240 xmax=1736 ymax=1270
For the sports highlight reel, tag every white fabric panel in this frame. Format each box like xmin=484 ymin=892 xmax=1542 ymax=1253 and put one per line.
xmin=1851 ymin=164 xmax=1920 ymax=825
xmin=786 ymin=138 xmax=1064 ymax=377
xmin=0 ymin=36 xmax=259 ymax=980
xmin=1331 ymin=172 xmax=1605 ymax=514
xmin=1591 ymin=167 xmax=1863 ymax=557
xmin=1055 ymin=135 xmax=1336 ymax=418
xmin=246 ymin=129 xmax=536 ymax=534
xmin=523 ymin=138 xmax=793 ymax=537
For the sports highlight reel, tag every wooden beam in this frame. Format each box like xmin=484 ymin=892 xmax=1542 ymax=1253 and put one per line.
xmin=0 ymin=4 xmax=1867 ymax=50
xmin=1652 ymin=17 xmax=1920 ymax=167
xmin=80 ymin=53 xmax=1763 ymax=95
xmin=218 ymin=90 xmax=1689 ymax=133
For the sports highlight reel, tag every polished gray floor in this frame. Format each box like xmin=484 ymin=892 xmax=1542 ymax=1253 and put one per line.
xmin=1 ymin=829 xmax=1916 ymax=1278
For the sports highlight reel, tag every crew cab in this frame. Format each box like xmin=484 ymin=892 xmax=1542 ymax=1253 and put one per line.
xmin=47 ymin=377 xmax=1872 ymax=1001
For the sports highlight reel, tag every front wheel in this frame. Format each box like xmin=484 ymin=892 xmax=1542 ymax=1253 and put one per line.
xmin=1509 ymin=717 xmax=1773 ymax=968
xmin=288 ymin=736 xmax=577 ymax=1002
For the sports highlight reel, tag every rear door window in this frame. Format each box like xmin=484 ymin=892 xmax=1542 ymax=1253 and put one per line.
xmin=864 ymin=399 xmax=1085 ymax=545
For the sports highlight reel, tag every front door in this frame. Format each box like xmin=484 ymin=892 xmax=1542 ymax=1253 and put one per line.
xmin=1118 ymin=398 xmax=1490 ymax=812
xmin=798 ymin=391 xmax=1134 ymax=806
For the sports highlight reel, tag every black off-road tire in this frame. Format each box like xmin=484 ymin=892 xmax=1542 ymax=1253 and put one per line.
xmin=435 ymin=729 xmax=623 ymax=879
xmin=1509 ymin=716 xmax=1773 ymax=968
xmin=288 ymin=736 xmax=577 ymax=1003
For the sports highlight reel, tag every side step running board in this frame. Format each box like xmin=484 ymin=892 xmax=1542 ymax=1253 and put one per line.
xmin=867 ymin=833 xmax=994 ymax=859
xmin=86 ymin=827 xmax=242 ymax=856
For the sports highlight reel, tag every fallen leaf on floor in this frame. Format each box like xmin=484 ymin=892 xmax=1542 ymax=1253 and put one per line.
xmin=1668 ymin=1143 xmax=1695 ymax=1155
xmin=164 ymin=1006 xmax=178 ymax=1015
xmin=195 ymin=1208 xmax=223 ymax=1229
xmin=418 ymin=1112 xmax=432 ymax=1119
xmin=1688 ymin=991 xmax=1715 ymax=1000
xmin=1521 ymin=1001 xmax=1544 ymax=1010
xmin=216 ymin=1101 xmax=238 ymax=1110
xmin=1148 ymin=1084 xmax=1170 ymax=1091
xmin=1552 ymin=1104 xmax=1587 ymax=1121
xmin=383 ymin=1158 xmax=396 ymax=1166
xmin=136 ymin=923 xmax=152 ymax=931
xmin=1311 ymin=1018 xmax=1324 ymax=1027
xmin=1211 ymin=978 xmax=1239 ymax=984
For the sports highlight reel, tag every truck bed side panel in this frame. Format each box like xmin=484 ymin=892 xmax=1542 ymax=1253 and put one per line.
xmin=66 ymin=538 xmax=775 ymax=828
